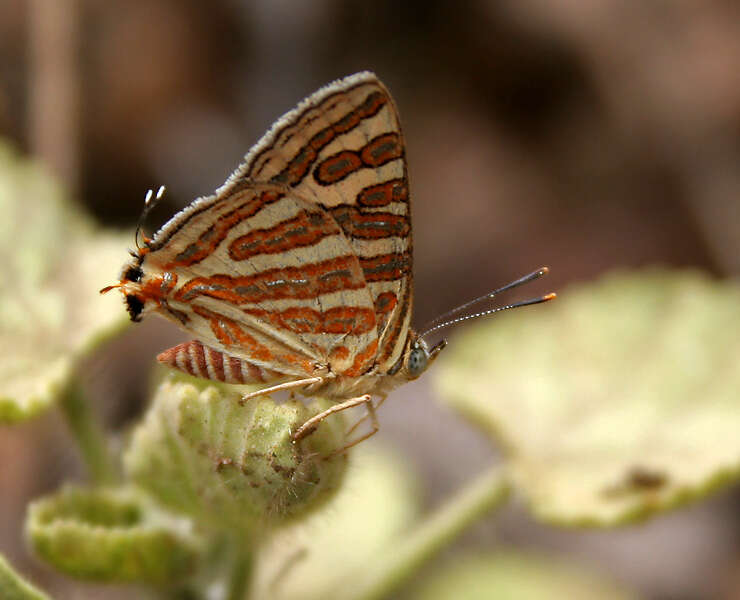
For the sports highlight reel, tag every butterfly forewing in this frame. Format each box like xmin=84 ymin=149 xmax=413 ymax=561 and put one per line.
xmin=223 ymin=72 xmax=413 ymax=375
xmin=143 ymin=183 xmax=378 ymax=377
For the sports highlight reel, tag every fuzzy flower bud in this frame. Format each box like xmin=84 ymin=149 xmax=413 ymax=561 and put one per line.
xmin=123 ymin=377 xmax=348 ymax=534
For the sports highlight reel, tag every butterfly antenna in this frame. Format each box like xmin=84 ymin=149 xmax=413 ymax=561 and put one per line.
xmin=134 ymin=185 xmax=166 ymax=249
xmin=420 ymin=267 xmax=551 ymax=332
xmin=419 ymin=292 xmax=556 ymax=339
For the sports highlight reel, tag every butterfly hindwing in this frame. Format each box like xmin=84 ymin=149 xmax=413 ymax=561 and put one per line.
xmin=144 ymin=183 xmax=378 ymax=378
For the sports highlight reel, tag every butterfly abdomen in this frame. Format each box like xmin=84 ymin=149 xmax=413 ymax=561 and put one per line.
xmin=157 ymin=340 xmax=282 ymax=384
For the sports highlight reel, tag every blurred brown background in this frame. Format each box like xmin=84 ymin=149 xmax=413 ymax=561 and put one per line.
xmin=1 ymin=0 xmax=739 ymax=598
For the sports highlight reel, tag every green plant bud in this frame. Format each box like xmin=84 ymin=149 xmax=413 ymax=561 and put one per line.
xmin=123 ymin=377 xmax=348 ymax=534
xmin=26 ymin=486 xmax=202 ymax=583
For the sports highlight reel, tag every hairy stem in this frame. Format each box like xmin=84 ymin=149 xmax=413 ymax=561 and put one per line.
xmin=347 ymin=464 xmax=510 ymax=600
xmin=58 ymin=376 xmax=115 ymax=485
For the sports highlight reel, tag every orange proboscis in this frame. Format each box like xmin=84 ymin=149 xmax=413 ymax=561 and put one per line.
xmin=99 ymin=284 xmax=120 ymax=294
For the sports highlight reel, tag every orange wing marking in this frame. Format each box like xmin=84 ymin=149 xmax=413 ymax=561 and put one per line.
xmin=313 ymin=133 xmax=403 ymax=186
xmin=174 ymin=255 xmax=365 ymax=305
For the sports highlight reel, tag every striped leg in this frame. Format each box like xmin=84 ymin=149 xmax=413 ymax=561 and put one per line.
xmin=332 ymin=398 xmax=379 ymax=456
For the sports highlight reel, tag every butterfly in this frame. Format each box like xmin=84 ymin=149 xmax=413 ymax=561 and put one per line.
xmin=102 ymin=72 xmax=554 ymax=449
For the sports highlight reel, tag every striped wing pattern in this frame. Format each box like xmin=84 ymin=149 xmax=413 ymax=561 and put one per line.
xmin=222 ymin=72 xmax=413 ymax=375
xmin=134 ymin=72 xmax=412 ymax=387
xmin=144 ymin=183 xmax=378 ymax=378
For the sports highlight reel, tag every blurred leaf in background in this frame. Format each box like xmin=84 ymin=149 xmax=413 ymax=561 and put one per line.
xmin=437 ymin=269 xmax=740 ymax=526
xmin=0 ymin=141 xmax=130 ymax=423
xmin=410 ymin=552 xmax=634 ymax=600
xmin=0 ymin=553 xmax=49 ymax=600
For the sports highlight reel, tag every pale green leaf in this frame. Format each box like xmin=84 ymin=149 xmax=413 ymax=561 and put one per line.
xmin=123 ymin=376 xmax=349 ymax=534
xmin=436 ymin=269 xmax=740 ymax=526
xmin=0 ymin=553 xmax=50 ymax=600
xmin=411 ymin=552 xmax=635 ymax=600
xmin=26 ymin=486 xmax=203 ymax=583
xmin=0 ymin=142 xmax=130 ymax=423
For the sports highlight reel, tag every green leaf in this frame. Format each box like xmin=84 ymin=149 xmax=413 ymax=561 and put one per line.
xmin=410 ymin=552 xmax=635 ymax=600
xmin=0 ymin=141 xmax=130 ymax=423
xmin=436 ymin=269 xmax=740 ymax=526
xmin=26 ymin=486 xmax=203 ymax=583
xmin=252 ymin=444 xmax=420 ymax=600
xmin=0 ymin=553 xmax=50 ymax=600
xmin=123 ymin=376 xmax=349 ymax=534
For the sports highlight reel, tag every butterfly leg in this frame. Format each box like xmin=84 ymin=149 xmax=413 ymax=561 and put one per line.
xmin=331 ymin=399 xmax=380 ymax=455
xmin=292 ymin=394 xmax=372 ymax=442
xmin=239 ymin=376 xmax=324 ymax=405
xmin=345 ymin=394 xmax=387 ymax=438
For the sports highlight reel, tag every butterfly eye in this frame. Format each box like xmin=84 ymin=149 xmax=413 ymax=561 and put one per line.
xmin=124 ymin=265 xmax=143 ymax=283
xmin=407 ymin=346 xmax=428 ymax=378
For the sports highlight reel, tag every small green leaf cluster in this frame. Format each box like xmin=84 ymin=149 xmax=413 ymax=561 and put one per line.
xmin=26 ymin=486 xmax=202 ymax=583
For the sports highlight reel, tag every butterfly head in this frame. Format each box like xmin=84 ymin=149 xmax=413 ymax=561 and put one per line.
xmin=100 ymin=186 xmax=172 ymax=321
xmin=403 ymin=335 xmax=447 ymax=380
xmin=101 ymin=251 xmax=177 ymax=324
xmin=119 ymin=260 xmax=147 ymax=322
xmin=100 ymin=256 xmax=147 ymax=321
